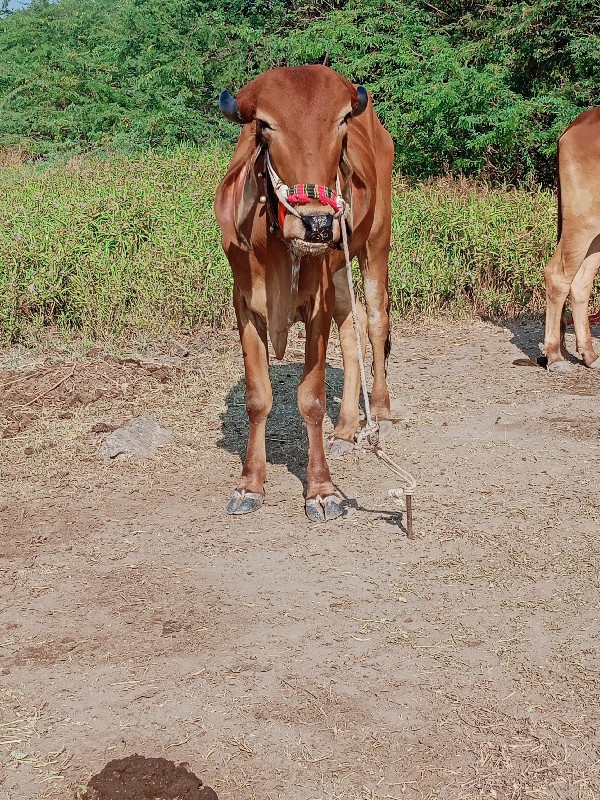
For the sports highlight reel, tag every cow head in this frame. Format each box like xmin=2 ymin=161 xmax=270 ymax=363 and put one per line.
xmin=219 ymin=65 xmax=368 ymax=254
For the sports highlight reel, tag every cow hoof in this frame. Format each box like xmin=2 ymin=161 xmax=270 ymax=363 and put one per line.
xmin=225 ymin=490 xmax=264 ymax=515
xmin=329 ymin=438 xmax=354 ymax=458
xmin=305 ymin=495 xmax=345 ymax=523
xmin=587 ymin=356 xmax=600 ymax=369
xmin=547 ymin=359 xmax=572 ymax=374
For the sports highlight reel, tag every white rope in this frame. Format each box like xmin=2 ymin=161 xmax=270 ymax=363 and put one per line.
xmin=265 ymin=149 xmax=347 ymax=219
xmin=265 ymin=150 xmax=302 ymax=218
xmin=338 ymin=196 xmax=417 ymax=538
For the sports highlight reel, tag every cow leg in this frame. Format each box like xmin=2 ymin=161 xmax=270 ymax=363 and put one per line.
xmin=330 ymin=269 xmax=367 ymax=457
xmin=226 ymin=286 xmax=272 ymax=515
xmin=299 ymin=277 xmax=343 ymax=522
xmin=544 ymin=243 xmax=571 ymax=372
xmin=570 ymin=246 xmax=600 ymax=368
xmin=359 ymin=242 xmax=392 ymax=432
xmin=544 ymin=234 xmax=595 ymax=372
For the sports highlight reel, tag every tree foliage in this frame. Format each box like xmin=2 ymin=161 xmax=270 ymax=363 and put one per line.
xmin=0 ymin=0 xmax=598 ymax=182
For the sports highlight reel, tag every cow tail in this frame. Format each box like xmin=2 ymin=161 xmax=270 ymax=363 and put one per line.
xmin=556 ymin=150 xmax=562 ymax=245
xmin=384 ymin=330 xmax=391 ymax=376
xmin=556 ymin=143 xmax=567 ymax=338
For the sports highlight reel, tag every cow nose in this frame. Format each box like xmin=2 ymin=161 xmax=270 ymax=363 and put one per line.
xmin=302 ymin=214 xmax=333 ymax=243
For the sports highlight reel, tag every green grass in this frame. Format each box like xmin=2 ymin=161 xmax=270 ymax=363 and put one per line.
xmin=0 ymin=146 xmax=562 ymax=344
xmin=390 ymin=176 xmax=557 ymax=317
xmin=0 ymin=147 xmax=233 ymax=343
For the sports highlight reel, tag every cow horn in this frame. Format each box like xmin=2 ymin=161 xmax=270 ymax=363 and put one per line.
xmin=352 ymin=86 xmax=368 ymax=117
xmin=219 ymin=90 xmax=244 ymax=124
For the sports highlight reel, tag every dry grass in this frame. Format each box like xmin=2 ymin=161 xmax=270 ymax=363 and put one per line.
xmin=1 ymin=148 xmax=586 ymax=347
xmin=0 ymin=146 xmax=30 ymax=168
xmin=0 ymin=690 xmax=72 ymax=799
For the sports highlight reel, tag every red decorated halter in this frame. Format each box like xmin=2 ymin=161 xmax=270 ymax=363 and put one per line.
xmin=265 ymin=149 xmax=347 ymax=232
xmin=286 ymin=183 xmax=344 ymax=213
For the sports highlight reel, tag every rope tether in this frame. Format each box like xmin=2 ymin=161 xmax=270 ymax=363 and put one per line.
xmin=338 ymin=180 xmax=417 ymax=538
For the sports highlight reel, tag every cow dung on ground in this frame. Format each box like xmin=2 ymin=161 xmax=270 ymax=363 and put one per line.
xmin=84 ymin=754 xmax=218 ymax=799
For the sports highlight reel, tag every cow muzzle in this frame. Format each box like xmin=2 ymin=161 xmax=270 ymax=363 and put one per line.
xmin=264 ymin=150 xmax=347 ymax=253
xmin=283 ymin=208 xmax=341 ymax=253
xmin=302 ymin=214 xmax=333 ymax=243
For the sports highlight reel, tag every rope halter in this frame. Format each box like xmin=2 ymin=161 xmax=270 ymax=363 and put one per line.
xmin=264 ymin=149 xmax=347 ymax=223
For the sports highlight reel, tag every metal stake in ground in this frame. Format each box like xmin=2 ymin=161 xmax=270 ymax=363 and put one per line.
xmin=338 ymin=203 xmax=417 ymax=538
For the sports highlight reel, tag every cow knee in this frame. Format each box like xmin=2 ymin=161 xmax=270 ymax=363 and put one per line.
xmin=246 ymin=388 xmax=272 ymax=423
xmin=545 ymin=251 xmax=583 ymax=301
xmin=544 ymin=263 xmax=568 ymax=298
xmin=355 ymin=302 xmax=368 ymax=335
xmin=337 ymin=302 xmax=367 ymax=352
xmin=298 ymin=386 xmax=325 ymax=426
xmin=570 ymin=278 xmax=592 ymax=306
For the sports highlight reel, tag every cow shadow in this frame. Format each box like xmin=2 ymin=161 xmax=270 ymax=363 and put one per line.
xmin=218 ymin=362 xmax=346 ymax=492
xmin=491 ymin=314 xmax=548 ymax=366
xmin=484 ymin=313 xmax=587 ymax=368
xmin=217 ymin=361 xmax=409 ymax=532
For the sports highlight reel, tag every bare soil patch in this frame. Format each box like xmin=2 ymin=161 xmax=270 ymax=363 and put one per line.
xmin=1 ymin=355 xmax=186 ymax=439
xmin=0 ymin=319 xmax=599 ymax=800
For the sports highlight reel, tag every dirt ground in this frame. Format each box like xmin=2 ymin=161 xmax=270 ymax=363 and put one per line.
xmin=1 ymin=318 xmax=599 ymax=800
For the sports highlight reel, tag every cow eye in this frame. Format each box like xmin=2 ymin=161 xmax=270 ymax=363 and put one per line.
xmin=339 ymin=113 xmax=351 ymax=127
xmin=257 ymin=119 xmax=272 ymax=132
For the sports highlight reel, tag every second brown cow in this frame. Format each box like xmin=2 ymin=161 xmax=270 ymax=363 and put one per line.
xmin=544 ymin=107 xmax=600 ymax=372
xmin=214 ymin=65 xmax=394 ymax=522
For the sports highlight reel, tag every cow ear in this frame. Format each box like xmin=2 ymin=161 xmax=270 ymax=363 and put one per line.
xmin=342 ymin=128 xmax=375 ymax=234
xmin=234 ymin=144 xmax=262 ymax=247
xmin=215 ymin=137 xmax=263 ymax=251
xmin=339 ymin=150 xmax=353 ymax=183
xmin=351 ymin=86 xmax=368 ymax=117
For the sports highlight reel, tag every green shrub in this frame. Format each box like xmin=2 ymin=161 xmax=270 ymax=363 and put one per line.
xmin=1 ymin=0 xmax=598 ymax=182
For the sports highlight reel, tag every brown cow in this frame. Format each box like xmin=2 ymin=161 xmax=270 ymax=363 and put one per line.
xmin=544 ymin=107 xmax=600 ymax=372
xmin=214 ymin=65 xmax=394 ymax=521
